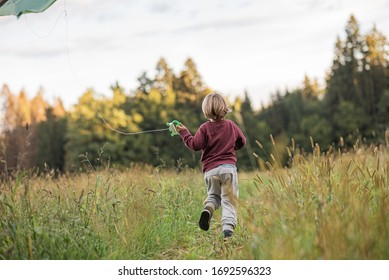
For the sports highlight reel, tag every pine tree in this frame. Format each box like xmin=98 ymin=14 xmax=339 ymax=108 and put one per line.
xmin=325 ymin=15 xmax=370 ymax=142
xmin=360 ymin=25 xmax=389 ymax=136
xmin=233 ymin=91 xmax=257 ymax=169
xmin=36 ymin=107 xmax=67 ymax=172
xmin=326 ymin=36 xmax=345 ymax=108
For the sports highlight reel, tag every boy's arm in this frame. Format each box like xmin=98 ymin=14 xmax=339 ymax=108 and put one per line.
xmin=177 ymin=123 xmax=206 ymax=151
xmin=235 ymin=126 xmax=246 ymax=150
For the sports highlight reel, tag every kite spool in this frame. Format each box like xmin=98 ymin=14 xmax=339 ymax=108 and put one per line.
xmin=166 ymin=120 xmax=181 ymax=136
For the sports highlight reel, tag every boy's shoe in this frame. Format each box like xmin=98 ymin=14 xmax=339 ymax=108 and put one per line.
xmin=223 ymin=230 xmax=233 ymax=241
xmin=198 ymin=206 xmax=213 ymax=231
xmin=223 ymin=230 xmax=233 ymax=238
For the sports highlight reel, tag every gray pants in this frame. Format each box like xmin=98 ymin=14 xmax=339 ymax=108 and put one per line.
xmin=204 ymin=164 xmax=238 ymax=232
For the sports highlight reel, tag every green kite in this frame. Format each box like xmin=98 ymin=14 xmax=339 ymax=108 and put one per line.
xmin=0 ymin=0 xmax=57 ymax=18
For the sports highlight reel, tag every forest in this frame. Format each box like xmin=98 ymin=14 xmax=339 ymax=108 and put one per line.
xmin=1 ymin=15 xmax=388 ymax=173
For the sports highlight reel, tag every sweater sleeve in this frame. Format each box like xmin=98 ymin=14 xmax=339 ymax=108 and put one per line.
xmin=234 ymin=125 xmax=246 ymax=150
xmin=179 ymin=125 xmax=206 ymax=151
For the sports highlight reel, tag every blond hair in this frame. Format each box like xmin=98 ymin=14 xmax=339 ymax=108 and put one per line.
xmin=202 ymin=92 xmax=231 ymax=120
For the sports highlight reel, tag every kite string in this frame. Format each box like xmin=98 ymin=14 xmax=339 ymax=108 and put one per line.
xmin=97 ymin=112 xmax=169 ymax=135
xmin=23 ymin=2 xmax=66 ymax=39
xmin=64 ymin=0 xmax=83 ymax=89
xmin=22 ymin=0 xmax=83 ymax=89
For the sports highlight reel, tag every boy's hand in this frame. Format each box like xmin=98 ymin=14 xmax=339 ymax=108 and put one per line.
xmin=177 ymin=123 xmax=187 ymax=132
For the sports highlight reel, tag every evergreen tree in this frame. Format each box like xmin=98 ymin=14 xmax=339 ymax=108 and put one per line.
xmin=36 ymin=107 xmax=67 ymax=172
xmin=302 ymin=74 xmax=321 ymax=99
xmin=326 ymin=15 xmax=363 ymax=106
xmin=343 ymin=15 xmax=364 ymax=104
xmin=325 ymin=36 xmax=346 ymax=108
xmin=233 ymin=91 xmax=259 ymax=169
xmin=360 ymin=25 xmax=389 ymax=137
xmin=325 ymin=15 xmax=369 ymax=142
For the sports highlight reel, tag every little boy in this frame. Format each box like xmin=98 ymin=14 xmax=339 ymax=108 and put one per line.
xmin=177 ymin=92 xmax=246 ymax=239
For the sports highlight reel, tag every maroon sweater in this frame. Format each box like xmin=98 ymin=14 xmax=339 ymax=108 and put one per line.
xmin=179 ymin=119 xmax=246 ymax=172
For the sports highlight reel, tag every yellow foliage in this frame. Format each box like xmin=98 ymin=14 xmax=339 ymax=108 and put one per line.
xmin=112 ymin=89 xmax=126 ymax=105
xmin=132 ymin=113 xmax=143 ymax=124
xmin=164 ymin=89 xmax=176 ymax=106
xmin=112 ymin=109 xmax=128 ymax=127
xmin=160 ymin=110 xmax=167 ymax=119
xmin=79 ymin=89 xmax=95 ymax=105
xmin=17 ymin=91 xmax=31 ymax=125
xmin=78 ymin=105 xmax=95 ymax=120
xmin=30 ymin=92 xmax=47 ymax=123
xmin=234 ymin=97 xmax=242 ymax=112
xmin=148 ymin=88 xmax=162 ymax=103
xmin=52 ymin=98 xmax=66 ymax=117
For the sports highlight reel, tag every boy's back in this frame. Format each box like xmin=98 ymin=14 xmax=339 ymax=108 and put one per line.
xmin=180 ymin=119 xmax=245 ymax=172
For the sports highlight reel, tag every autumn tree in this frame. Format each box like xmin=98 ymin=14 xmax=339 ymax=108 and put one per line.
xmin=0 ymin=85 xmax=66 ymax=172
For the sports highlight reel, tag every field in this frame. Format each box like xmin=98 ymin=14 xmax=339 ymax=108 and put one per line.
xmin=1 ymin=142 xmax=388 ymax=260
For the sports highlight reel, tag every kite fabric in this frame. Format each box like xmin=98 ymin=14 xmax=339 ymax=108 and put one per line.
xmin=0 ymin=0 xmax=57 ymax=18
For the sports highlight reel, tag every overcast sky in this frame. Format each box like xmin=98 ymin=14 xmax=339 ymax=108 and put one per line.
xmin=1 ymin=0 xmax=389 ymax=109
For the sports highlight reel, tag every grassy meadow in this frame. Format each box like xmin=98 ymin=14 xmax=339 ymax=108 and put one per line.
xmin=1 ymin=140 xmax=388 ymax=260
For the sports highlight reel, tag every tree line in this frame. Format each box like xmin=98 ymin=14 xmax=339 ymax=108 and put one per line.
xmin=1 ymin=15 xmax=388 ymax=173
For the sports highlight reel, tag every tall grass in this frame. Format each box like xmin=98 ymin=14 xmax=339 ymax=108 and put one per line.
xmin=247 ymin=136 xmax=389 ymax=259
xmin=0 ymin=137 xmax=388 ymax=259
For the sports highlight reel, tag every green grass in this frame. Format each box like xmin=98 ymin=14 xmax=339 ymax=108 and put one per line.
xmin=1 ymin=143 xmax=388 ymax=259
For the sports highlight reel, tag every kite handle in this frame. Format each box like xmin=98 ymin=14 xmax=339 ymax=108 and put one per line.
xmin=166 ymin=120 xmax=181 ymax=136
